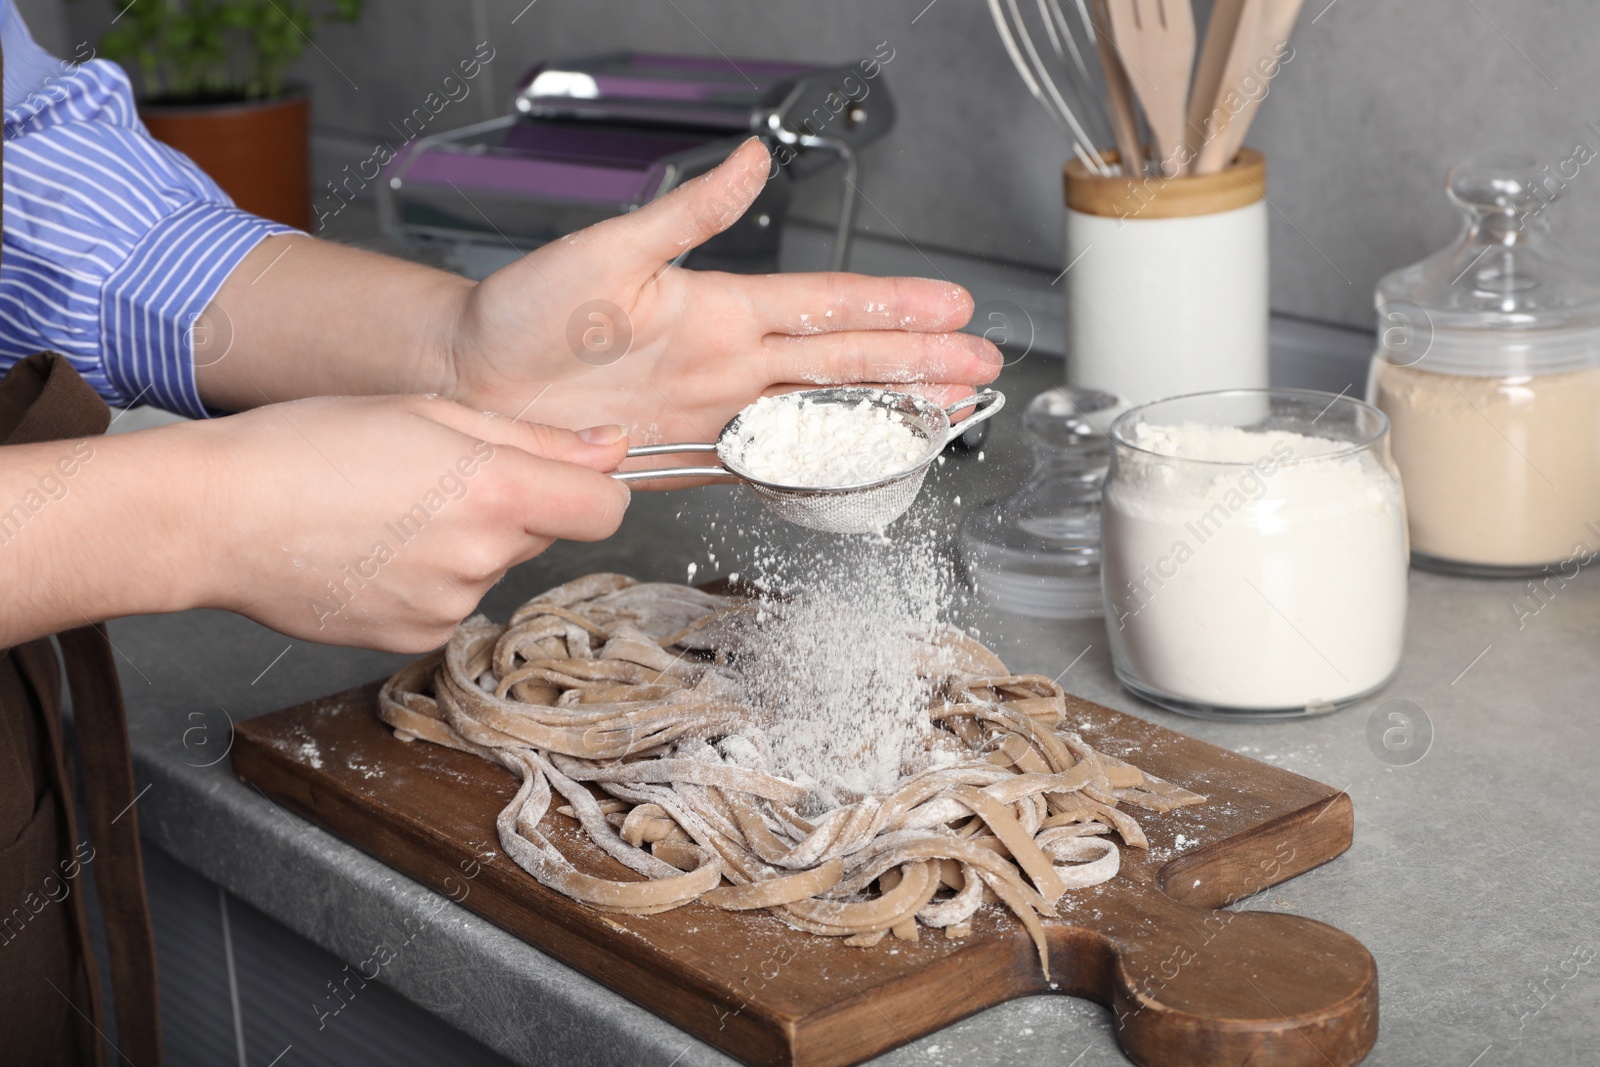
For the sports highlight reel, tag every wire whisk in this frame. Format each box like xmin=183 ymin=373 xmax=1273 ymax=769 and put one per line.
xmin=989 ymin=0 xmax=1124 ymax=176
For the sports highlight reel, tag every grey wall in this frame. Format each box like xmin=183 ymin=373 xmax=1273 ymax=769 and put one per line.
xmin=57 ymin=0 xmax=1600 ymax=332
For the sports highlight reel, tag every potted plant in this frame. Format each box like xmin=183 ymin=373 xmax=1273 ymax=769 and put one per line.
xmin=87 ymin=0 xmax=364 ymax=229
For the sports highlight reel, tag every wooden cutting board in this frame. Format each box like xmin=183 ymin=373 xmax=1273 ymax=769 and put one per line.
xmin=233 ymin=682 xmax=1376 ymax=1067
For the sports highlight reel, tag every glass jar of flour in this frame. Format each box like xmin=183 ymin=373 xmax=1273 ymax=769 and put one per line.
xmin=1101 ymin=389 xmax=1408 ymax=719
xmin=1368 ymin=153 xmax=1600 ymax=576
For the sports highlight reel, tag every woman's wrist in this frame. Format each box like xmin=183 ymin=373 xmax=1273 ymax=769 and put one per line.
xmin=141 ymin=419 xmax=241 ymax=616
xmin=84 ymin=422 xmax=218 ymax=619
xmin=421 ymin=269 xmax=473 ymax=403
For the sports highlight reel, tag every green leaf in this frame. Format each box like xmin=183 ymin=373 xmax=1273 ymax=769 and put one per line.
xmin=83 ymin=0 xmax=364 ymax=100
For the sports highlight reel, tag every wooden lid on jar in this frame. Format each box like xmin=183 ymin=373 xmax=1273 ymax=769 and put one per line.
xmin=1064 ymin=148 xmax=1266 ymax=220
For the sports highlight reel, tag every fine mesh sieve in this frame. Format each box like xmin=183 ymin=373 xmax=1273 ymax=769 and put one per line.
xmin=614 ymin=387 xmax=1005 ymax=534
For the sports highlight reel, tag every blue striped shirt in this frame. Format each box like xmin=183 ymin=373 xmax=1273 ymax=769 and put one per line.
xmin=2 ymin=0 xmax=295 ymax=418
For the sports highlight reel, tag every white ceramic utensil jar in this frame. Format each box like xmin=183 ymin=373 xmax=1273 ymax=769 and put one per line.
xmin=1063 ymin=149 xmax=1269 ymax=407
xmin=1101 ymin=389 xmax=1408 ymax=720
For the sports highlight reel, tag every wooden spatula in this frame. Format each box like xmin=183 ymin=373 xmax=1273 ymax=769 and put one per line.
xmin=1197 ymin=0 xmax=1306 ymax=173
xmin=1102 ymin=0 xmax=1196 ymax=178
xmin=1184 ymin=0 xmax=1250 ymax=169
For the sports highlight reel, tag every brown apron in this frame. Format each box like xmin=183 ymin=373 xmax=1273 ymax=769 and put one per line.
xmin=1 ymin=40 xmax=164 ymax=1067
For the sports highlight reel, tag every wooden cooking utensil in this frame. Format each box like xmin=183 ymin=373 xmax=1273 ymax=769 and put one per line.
xmin=1190 ymin=0 xmax=1262 ymax=173
xmin=1184 ymin=0 xmax=1250 ymax=170
xmin=1090 ymin=0 xmax=1147 ymax=176
xmin=1200 ymin=0 xmax=1307 ymax=173
xmin=1102 ymin=0 xmax=1196 ymax=178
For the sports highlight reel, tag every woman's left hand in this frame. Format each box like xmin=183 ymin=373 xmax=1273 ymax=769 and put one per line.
xmin=440 ymin=138 xmax=1001 ymax=449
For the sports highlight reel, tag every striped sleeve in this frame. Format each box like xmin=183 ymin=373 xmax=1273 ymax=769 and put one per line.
xmin=2 ymin=58 xmax=296 ymax=417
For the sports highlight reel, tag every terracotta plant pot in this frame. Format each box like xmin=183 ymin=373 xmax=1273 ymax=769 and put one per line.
xmin=140 ymin=88 xmax=311 ymax=230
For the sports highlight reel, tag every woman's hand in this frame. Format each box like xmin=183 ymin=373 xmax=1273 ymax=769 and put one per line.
xmin=0 ymin=396 xmax=629 ymax=651
xmin=440 ymin=138 xmax=1002 ymax=449
xmin=198 ymin=140 xmax=998 ymax=462
xmin=196 ymin=396 xmax=630 ymax=650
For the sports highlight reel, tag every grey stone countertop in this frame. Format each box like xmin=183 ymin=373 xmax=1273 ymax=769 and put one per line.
xmin=114 ymin=345 xmax=1600 ymax=1067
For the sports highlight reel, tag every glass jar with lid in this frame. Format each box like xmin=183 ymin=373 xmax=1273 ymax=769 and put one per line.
xmin=1368 ymin=153 xmax=1600 ymax=576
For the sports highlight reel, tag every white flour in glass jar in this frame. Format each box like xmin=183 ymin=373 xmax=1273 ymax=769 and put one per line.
xmin=731 ymin=393 xmax=927 ymax=487
xmin=1102 ymin=422 xmax=1408 ymax=710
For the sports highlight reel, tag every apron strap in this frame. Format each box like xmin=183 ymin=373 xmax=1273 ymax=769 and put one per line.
xmin=9 ymin=637 xmax=106 ymax=1066
xmin=58 ymin=627 xmax=163 ymax=1067
xmin=2 ymin=352 xmax=162 ymax=1066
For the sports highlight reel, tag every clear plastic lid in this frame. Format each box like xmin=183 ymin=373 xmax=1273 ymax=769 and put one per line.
xmin=1375 ymin=152 xmax=1600 ymax=375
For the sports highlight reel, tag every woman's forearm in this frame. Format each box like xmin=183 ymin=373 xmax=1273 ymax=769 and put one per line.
xmin=0 ymin=427 xmax=207 ymax=647
xmin=193 ymin=235 xmax=473 ymax=412
xmin=1 ymin=395 xmax=632 ymax=653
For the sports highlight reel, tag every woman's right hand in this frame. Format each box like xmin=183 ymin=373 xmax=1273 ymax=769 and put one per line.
xmin=188 ymin=395 xmax=631 ymax=651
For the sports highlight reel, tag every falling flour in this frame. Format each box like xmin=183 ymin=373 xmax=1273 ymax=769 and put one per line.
xmin=730 ymin=393 xmax=928 ymax=487
xmin=729 ymin=517 xmax=955 ymax=812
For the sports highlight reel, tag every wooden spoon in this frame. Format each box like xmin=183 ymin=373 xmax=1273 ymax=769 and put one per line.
xmin=1102 ymin=0 xmax=1196 ymax=178
xmin=1090 ymin=0 xmax=1147 ymax=176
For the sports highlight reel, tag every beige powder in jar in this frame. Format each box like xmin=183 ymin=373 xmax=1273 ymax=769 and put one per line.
xmin=1371 ymin=360 xmax=1600 ymax=568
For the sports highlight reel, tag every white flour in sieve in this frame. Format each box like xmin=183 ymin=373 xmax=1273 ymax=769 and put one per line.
xmin=731 ymin=393 xmax=928 ymax=487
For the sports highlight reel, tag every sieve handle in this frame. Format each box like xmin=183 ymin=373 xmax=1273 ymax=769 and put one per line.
xmin=943 ymin=389 xmax=1006 ymax=441
xmin=613 ymin=441 xmax=737 ymax=484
